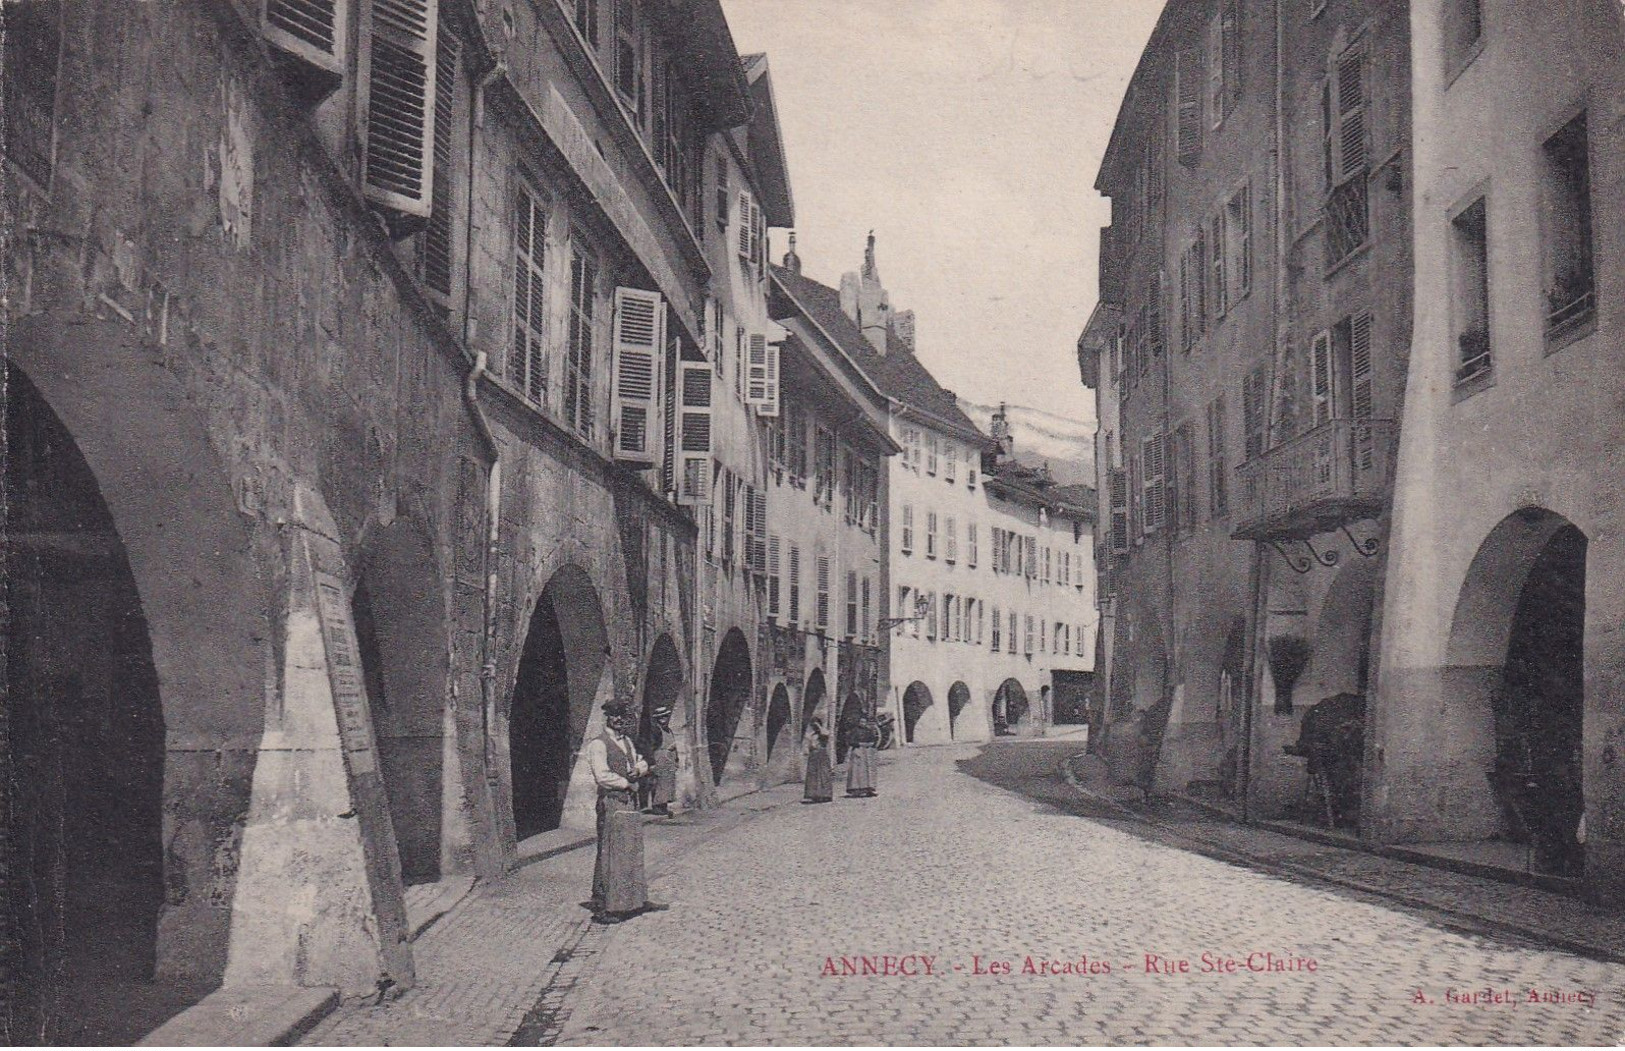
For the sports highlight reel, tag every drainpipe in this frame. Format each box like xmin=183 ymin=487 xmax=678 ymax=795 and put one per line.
xmin=1243 ymin=0 xmax=1291 ymax=823
xmin=462 ymin=65 xmax=507 ymax=810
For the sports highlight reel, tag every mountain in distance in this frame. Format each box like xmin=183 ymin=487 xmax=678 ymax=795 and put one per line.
xmin=956 ymin=398 xmax=1097 ymax=487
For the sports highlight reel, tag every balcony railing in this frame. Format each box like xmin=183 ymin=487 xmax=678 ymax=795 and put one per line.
xmin=1232 ymin=418 xmax=1397 ymax=541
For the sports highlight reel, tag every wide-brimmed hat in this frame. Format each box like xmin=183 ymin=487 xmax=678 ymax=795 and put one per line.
xmin=651 ymin=705 xmax=673 ymax=718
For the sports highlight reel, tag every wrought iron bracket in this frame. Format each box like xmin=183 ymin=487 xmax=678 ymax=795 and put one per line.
xmin=1268 ymin=539 xmax=1313 ymax=575
xmin=1340 ymin=522 xmax=1380 ymax=558
xmin=1304 ymin=535 xmax=1341 ymax=568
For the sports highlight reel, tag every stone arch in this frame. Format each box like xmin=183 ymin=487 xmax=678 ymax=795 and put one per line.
xmin=765 ymin=684 xmax=794 ymax=763
xmin=5 ymin=328 xmax=275 ymax=1033
xmin=354 ymin=515 xmax=450 ymax=884
xmin=1303 ymin=556 xmax=1379 ymax=705
xmin=1446 ymin=509 xmax=1587 ymax=874
xmin=508 ymin=563 xmax=611 ymax=840
xmin=707 ymin=627 xmax=753 ymax=786
xmin=802 ymin=668 xmax=829 ymax=733
xmin=902 ymin=681 xmax=934 ymax=744
xmin=948 ymin=682 xmax=972 ymax=740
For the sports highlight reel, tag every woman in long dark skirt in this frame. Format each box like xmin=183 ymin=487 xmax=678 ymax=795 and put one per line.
xmin=845 ymin=714 xmax=878 ymax=798
xmin=803 ymin=717 xmax=834 ymax=803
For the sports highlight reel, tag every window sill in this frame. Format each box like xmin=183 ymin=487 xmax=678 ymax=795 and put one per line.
xmin=1324 ymin=240 xmax=1372 ymax=281
xmin=1451 ymin=365 xmax=1495 ymax=404
xmin=1545 ymin=310 xmax=1597 ymax=355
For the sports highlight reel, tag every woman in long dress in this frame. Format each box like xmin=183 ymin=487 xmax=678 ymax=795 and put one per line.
xmin=803 ymin=718 xmax=833 ymax=803
xmin=845 ymin=714 xmax=878 ymax=798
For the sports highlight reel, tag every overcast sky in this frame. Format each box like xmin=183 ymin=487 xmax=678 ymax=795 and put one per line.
xmin=721 ymin=0 xmax=1166 ymax=424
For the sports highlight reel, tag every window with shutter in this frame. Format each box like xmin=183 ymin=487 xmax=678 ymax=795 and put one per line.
xmin=1025 ymin=616 xmax=1035 ymax=656
xmin=614 ymin=0 xmax=642 ymax=115
xmin=1176 ymin=421 xmax=1197 ymax=532
xmin=944 ymin=443 xmax=957 ymax=483
xmin=788 ymin=544 xmax=801 ymax=623
xmin=572 ymin=0 xmax=600 ymax=48
xmin=757 ymin=342 xmax=781 ymax=417
xmin=1243 ymin=365 xmax=1268 ymax=460
xmin=610 ymin=287 xmax=664 ymax=463
xmin=263 ymin=0 xmax=348 ymax=93
xmin=926 ymin=512 xmax=938 ymax=559
xmin=1211 ymin=212 xmax=1227 ymax=318
xmin=1349 ymin=312 xmax=1374 ymax=420
xmin=565 ymin=242 xmax=600 ymax=438
xmin=737 ymin=191 xmax=753 ymax=259
xmin=946 ymin=516 xmax=958 ymax=564
xmin=1147 ymin=269 xmax=1165 ymax=357
xmin=1326 ymin=47 xmax=1370 ymax=265
xmin=510 ymin=186 xmax=548 ymax=405
xmin=715 ymin=154 xmax=730 ymax=230
xmin=1206 ymin=396 xmax=1229 ymax=518
xmin=816 ymin=556 xmax=831 ymax=632
xmin=992 ymin=605 xmax=1002 ymax=652
xmin=361 ymin=0 xmax=439 ymax=222
xmin=1192 ymin=229 xmax=1207 ymax=337
xmin=901 ymin=504 xmax=914 ymax=554
xmin=1025 ymin=537 xmax=1037 ymax=579
xmin=1142 ymin=433 xmax=1166 ymax=534
xmin=768 ymin=535 xmax=782 ymax=617
xmin=1228 ymin=182 xmax=1253 ymax=299
xmin=416 ymin=23 xmax=458 ymax=299
xmin=1310 ymin=329 xmax=1334 ymax=426
xmin=676 ymin=361 xmax=713 ymax=504
xmin=846 ymin=571 xmax=859 ymax=638
xmin=5 ymin=0 xmax=62 ymax=191
xmin=750 ymin=486 xmax=768 ymax=574
xmin=926 ymin=434 xmax=938 ymax=476
xmin=967 ymin=523 xmax=978 ymax=568
xmin=1176 ymin=44 xmax=1203 ymax=166
xmin=862 ymin=577 xmax=872 ymax=640
xmin=1207 ymin=13 xmax=1224 ymax=130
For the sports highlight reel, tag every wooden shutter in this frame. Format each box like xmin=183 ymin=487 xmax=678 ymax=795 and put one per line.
xmin=1310 ymin=329 xmax=1334 ymax=426
xmin=1206 ymin=13 xmax=1224 ymax=129
xmin=1176 ymin=45 xmax=1203 ymax=166
xmin=757 ymin=342 xmax=781 ymax=417
xmin=676 ymin=361 xmax=713 ymax=505
xmin=1350 ymin=311 xmax=1377 ymax=471
xmin=1192 ymin=228 xmax=1207 ymax=335
xmin=737 ymin=191 xmax=753 ymax=258
xmin=264 ymin=0 xmax=348 ymax=80
xmin=1235 ymin=183 xmax=1253 ymax=295
xmin=715 ymin=155 xmax=730 ymax=229
xmin=361 ymin=0 xmax=439 ymax=220
xmin=1210 ymin=212 xmax=1227 ymax=318
xmin=1142 ymin=433 xmax=1167 ymax=534
xmin=788 ymin=544 xmax=801 ymax=622
xmin=768 ymin=536 xmax=782 ymax=617
xmin=611 ymin=288 xmax=665 ymax=464
xmin=419 ymin=24 xmax=458 ymax=297
xmin=746 ymin=486 xmax=767 ymax=574
xmin=1222 ymin=0 xmax=1241 ymax=105
xmin=901 ymin=504 xmax=913 ymax=553
xmin=746 ymin=331 xmax=769 ymax=406
xmin=946 ymin=516 xmax=958 ymax=563
xmin=1336 ymin=47 xmax=1368 ymax=179
xmin=816 ymin=556 xmax=831 ymax=631
xmin=1179 ymin=248 xmax=1193 ymax=350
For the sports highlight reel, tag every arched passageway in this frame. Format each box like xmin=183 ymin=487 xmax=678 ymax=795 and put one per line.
xmin=765 ymin=685 xmax=793 ymax=762
xmin=354 ymin=519 xmax=448 ymax=884
xmin=637 ymin=634 xmax=685 ymax=748
xmin=994 ymin=678 xmax=1030 ymax=734
xmin=802 ymin=669 xmax=828 ymax=734
xmin=902 ymin=681 xmax=933 ymax=744
xmin=6 ymin=368 xmax=166 ymax=1041
xmin=510 ymin=566 xmax=609 ymax=841
xmin=948 ymin=682 xmax=971 ymax=740
xmin=1448 ymin=510 xmax=1588 ymax=875
xmin=707 ymin=628 xmax=753 ymax=785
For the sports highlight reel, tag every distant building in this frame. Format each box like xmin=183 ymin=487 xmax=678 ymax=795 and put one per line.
xmin=775 ymin=239 xmax=1096 ymax=747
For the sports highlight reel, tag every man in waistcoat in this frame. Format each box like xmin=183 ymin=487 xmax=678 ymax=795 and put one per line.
xmin=586 ymin=703 xmax=656 ymax=924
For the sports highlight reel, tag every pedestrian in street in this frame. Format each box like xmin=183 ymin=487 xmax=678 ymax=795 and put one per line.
xmin=586 ymin=703 xmax=664 ymax=924
xmin=803 ymin=717 xmax=833 ymax=803
xmin=845 ymin=713 xmax=879 ymax=798
xmin=644 ymin=705 xmax=678 ymax=817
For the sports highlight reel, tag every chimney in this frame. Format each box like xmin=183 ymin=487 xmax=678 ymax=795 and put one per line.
xmin=782 ymin=231 xmax=802 ymax=275
xmin=891 ymin=309 xmax=916 ymax=352
xmin=839 ymin=231 xmax=892 ymax=354
xmin=990 ymin=402 xmax=1013 ymax=456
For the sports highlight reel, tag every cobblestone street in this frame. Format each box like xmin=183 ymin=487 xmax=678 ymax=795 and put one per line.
xmin=307 ymin=742 xmax=1625 ymax=1046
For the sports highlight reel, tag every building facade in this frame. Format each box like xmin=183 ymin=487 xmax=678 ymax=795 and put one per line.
xmin=1090 ymin=0 xmax=1411 ymax=808
xmin=1373 ymin=0 xmax=1625 ymax=897
xmin=3 ymin=0 xmax=764 ymax=1038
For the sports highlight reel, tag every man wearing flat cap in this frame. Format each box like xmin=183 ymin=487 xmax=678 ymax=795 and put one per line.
xmin=642 ymin=705 xmax=679 ymax=817
xmin=585 ymin=702 xmax=654 ymax=923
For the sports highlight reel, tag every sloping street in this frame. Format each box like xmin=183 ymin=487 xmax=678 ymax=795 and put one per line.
xmin=304 ymin=742 xmax=1625 ymax=1046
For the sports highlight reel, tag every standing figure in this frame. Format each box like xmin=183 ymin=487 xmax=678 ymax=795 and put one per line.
xmin=586 ymin=703 xmax=654 ymax=924
xmin=845 ymin=713 xmax=879 ymax=798
xmin=645 ymin=705 xmax=678 ymax=817
xmin=802 ymin=717 xmax=834 ymax=803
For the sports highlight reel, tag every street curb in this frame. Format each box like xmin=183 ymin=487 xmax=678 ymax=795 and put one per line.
xmin=1055 ymin=754 xmax=1625 ymax=967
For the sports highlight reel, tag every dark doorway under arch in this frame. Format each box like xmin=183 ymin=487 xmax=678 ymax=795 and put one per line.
xmin=802 ymin=669 xmax=828 ymax=734
xmin=510 ymin=566 xmax=608 ymax=841
xmin=835 ymin=691 xmax=866 ymax=764
xmin=948 ymin=682 xmax=971 ymax=740
xmin=995 ymin=678 xmax=1030 ymax=734
xmin=902 ymin=681 xmax=933 ymax=744
xmin=766 ymin=684 xmax=793 ymax=762
xmin=637 ymin=634 xmax=685 ymax=749
xmin=1497 ymin=523 xmax=1587 ymax=876
xmin=6 ymin=368 xmax=166 ymax=1042
xmin=707 ymin=628 xmax=753 ymax=784
xmin=353 ymin=518 xmax=448 ymax=884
